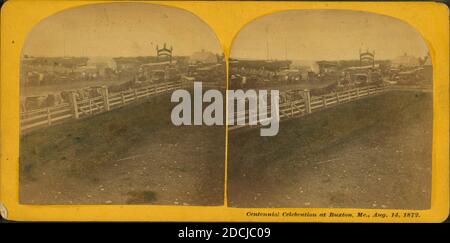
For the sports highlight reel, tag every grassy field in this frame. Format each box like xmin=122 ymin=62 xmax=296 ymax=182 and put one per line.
xmin=20 ymin=92 xmax=226 ymax=205
xmin=228 ymin=91 xmax=433 ymax=209
xmin=20 ymin=89 xmax=433 ymax=208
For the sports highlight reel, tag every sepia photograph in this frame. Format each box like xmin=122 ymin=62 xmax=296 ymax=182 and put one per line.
xmin=1 ymin=0 xmax=447 ymax=225
xmin=19 ymin=2 xmax=226 ymax=205
xmin=227 ymin=10 xmax=433 ymax=209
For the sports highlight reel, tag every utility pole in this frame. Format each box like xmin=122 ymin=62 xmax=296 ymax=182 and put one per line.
xmin=285 ymin=39 xmax=287 ymax=60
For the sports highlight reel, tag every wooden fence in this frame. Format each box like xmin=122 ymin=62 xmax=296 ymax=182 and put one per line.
xmin=228 ymin=85 xmax=388 ymax=131
xmin=20 ymin=82 xmax=384 ymax=133
xmin=20 ymin=81 xmax=185 ymax=132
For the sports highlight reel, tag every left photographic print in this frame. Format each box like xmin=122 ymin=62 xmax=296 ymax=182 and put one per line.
xmin=19 ymin=2 xmax=226 ymax=205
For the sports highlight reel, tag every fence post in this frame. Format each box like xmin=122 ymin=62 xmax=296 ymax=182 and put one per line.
xmin=322 ymin=95 xmax=327 ymax=108
xmin=302 ymin=89 xmax=312 ymax=114
xmin=70 ymin=92 xmax=79 ymax=119
xmin=102 ymin=86 xmax=110 ymax=111
xmin=47 ymin=108 xmax=52 ymax=126
xmin=290 ymin=101 xmax=294 ymax=117
xmin=356 ymin=88 xmax=360 ymax=98
xmin=134 ymin=88 xmax=138 ymax=101
xmin=121 ymin=91 xmax=125 ymax=105
xmin=89 ymin=99 xmax=93 ymax=114
xmin=336 ymin=92 xmax=340 ymax=104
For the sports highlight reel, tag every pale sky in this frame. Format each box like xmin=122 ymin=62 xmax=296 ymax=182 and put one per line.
xmin=231 ymin=10 xmax=429 ymax=61
xmin=22 ymin=3 xmax=223 ymax=57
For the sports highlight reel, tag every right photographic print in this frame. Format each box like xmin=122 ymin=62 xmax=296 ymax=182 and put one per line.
xmin=227 ymin=10 xmax=433 ymax=209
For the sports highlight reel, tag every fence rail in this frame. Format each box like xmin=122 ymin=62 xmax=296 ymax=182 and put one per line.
xmin=20 ymin=82 xmax=385 ymax=133
xmin=228 ymin=85 xmax=388 ymax=131
xmin=20 ymin=81 xmax=185 ymax=132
